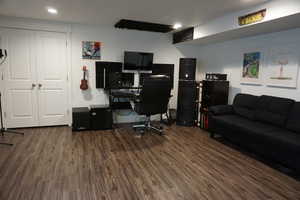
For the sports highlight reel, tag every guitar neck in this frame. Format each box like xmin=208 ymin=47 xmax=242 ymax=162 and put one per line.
xmin=83 ymin=71 xmax=87 ymax=80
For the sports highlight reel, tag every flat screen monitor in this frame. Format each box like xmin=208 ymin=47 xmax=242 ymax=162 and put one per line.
xmin=124 ymin=51 xmax=153 ymax=71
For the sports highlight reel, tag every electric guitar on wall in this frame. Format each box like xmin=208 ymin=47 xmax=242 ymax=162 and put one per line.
xmin=80 ymin=66 xmax=88 ymax=90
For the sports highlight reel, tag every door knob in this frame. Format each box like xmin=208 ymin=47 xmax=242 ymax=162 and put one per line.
xmin=32 ymin=83 xmax=36 ymax=88
xmin=38 ymin=83 xmax=42 ymax=88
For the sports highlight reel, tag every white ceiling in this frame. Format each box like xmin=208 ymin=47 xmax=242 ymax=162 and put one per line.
xmin=0 ymin=0 xmax=270 ymax=27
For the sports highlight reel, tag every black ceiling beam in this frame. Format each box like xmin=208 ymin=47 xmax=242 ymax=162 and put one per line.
xmin=115 ymin=19 xmax=174 ymax=33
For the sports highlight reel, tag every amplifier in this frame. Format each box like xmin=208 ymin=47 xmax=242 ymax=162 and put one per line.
xmin=205 ymin=73 xmax=227 ymax=81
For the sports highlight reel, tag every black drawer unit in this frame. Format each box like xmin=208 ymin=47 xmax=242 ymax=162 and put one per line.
xmin=90 ymin=105 xmax=113 ymax=130
xmin=72 ymin=107 xmax=91 ymax=131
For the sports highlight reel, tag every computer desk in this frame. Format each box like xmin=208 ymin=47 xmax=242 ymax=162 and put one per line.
xmin=105 ymin=87 xmax=140 ymax=130
xmin=106 ymin=87 xmax=173 ymax=130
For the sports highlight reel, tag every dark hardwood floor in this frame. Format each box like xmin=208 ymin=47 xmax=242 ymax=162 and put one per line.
xmin=0 ymin=125 xmax=299 ymax=200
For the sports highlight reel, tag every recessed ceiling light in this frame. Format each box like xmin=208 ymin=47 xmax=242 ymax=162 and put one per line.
xmin=47 ymin=7 xmax=58 ymax=15
xmin=173 ymin=23 xmax=182 ymax=29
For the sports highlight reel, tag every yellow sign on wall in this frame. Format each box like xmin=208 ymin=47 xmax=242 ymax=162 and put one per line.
xmin=239 ymin=9 xmax=266 ymax=26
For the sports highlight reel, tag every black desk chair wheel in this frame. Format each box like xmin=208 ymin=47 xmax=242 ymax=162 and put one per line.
xmin=133 ymin=75 xmax=172 ymax=135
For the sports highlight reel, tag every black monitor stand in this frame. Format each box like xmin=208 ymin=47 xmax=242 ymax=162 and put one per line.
xmin=0 ymin=92 xmax=24 ymax=146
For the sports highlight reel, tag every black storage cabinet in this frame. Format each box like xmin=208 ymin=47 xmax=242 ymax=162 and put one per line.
xmin=90 ymin=105 xmax=113 ymax=130
xmin=72 ymin=107 xmax=91 ymax=131
xmin=201 ymin=80 xmax=229 ymax=108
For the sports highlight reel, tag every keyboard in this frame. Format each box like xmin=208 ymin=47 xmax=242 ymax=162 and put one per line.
xmin=110 ymin=91 xmax=138 ymax=98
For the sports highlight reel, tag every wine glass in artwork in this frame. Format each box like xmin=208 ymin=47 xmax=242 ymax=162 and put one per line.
xmin=278 ymin=59 xmax=288 ymax=78
xmin=270 ymin=55 xmax=292 ymax=80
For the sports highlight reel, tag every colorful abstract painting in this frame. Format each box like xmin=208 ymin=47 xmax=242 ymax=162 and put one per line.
xmin=82 ymin=41 xmax=101 ymax=60
xmin=241 ymin=52 xmax=261 ymax=84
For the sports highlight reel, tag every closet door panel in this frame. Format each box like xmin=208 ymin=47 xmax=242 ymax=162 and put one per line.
xmin=36 ymin=31 xmax=68 ymax=126
xmin=1 ymin=29 xmax=38 ymax=128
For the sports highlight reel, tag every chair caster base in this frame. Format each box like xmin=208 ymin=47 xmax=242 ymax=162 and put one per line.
xmin=133 ymin=123 xmax=164 ymax=136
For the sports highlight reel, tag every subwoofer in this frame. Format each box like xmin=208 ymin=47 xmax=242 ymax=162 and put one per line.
xmin=90 ymin=105 xmax=112 ymax=130
xmin=176 ymin=80 xmax=200 ymax=126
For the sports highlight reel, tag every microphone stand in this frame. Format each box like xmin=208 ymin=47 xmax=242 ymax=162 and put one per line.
xmin=0 ymin=49 xmax=24 ymax=146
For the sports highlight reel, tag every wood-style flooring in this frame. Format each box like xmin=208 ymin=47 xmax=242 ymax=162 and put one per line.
xmin=0 ymin=125 xmax=299 ymax=200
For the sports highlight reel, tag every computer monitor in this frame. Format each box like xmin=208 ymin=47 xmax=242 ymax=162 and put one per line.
xmin=124 ymin=51 xmax=153 ymax=71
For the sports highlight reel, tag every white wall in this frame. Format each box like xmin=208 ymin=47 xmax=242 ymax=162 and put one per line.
xmin=196 ymin=27 xmax=300 ymax=103
xmin=70 ymin=24 xmax=199 ymax=123
xmin=194 ymin=0 xmax=300 ymax=40
xmin=0 ymin=16 xmax=200 ymax=124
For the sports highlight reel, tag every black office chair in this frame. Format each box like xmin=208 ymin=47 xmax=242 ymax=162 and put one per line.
xmin=133 ymin=75 xmax=172 ymax=135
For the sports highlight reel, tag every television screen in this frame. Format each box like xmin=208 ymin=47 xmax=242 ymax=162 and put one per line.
xmin=124 ymin=51 xmax=153 ymax=71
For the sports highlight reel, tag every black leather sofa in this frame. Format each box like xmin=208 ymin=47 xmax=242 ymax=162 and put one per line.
xmin=209 ymin=93 xmax=300 ymax=172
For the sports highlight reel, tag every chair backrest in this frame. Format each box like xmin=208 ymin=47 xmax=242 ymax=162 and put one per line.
xmin=139 ymin=75 xmax=172 ymax=115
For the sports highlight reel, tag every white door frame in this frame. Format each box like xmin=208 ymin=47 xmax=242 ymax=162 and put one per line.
xmin=0 ymin=18 xmax=72 ymax=127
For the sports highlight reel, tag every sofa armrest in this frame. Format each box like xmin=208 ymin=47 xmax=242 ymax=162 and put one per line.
xmin=209 ymin=105 xmax=233 ymax=116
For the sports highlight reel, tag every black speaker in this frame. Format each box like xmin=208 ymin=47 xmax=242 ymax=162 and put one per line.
xmin=152 ymin=63 xmax=174 ymax=88
xmin=72 ymin=107 xmax=90 ymax=131
xmin=201 ymin=80 xmax=229 ymax=108
xmin=179 ymin=58 xmax=196 ymax=80
xmin=90 ymin=105 xmax=112 ymax=130
xmin=96 ymin=62 xmax=123 ymax=89
xmin=108 ymin=72 xmax=122 ymax=88
xmin=176 ymin=80 xmax=200 ymax=126
xmin=96 ymin=62 xmax=105 ymax=88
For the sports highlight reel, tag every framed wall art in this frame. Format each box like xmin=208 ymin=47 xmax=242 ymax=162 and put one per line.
xmin=241 ymin=51 xmax=262 ymax=85
xmin=266 ymin=45 xmax=299 ymax=88
xmin=82 ymin=41 xmax=101 ymax=60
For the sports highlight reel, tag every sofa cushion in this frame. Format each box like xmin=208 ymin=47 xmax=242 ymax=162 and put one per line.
xmin=209 ymin=105 xmax=233 ymax=116
xmin=212 ymin=114 xmax=277 ymax=134
xmin=286 ymin=102 xmax=300 ymax=134
xmin=255 ymin=95 xmax=295 ymax=127
xmin=213 ymin=114 xmax=300 ymax=150
xmin=233 ymin=93 xmax=259 ymax=120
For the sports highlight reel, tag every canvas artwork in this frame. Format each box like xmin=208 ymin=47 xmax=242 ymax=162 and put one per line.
xmin=266 ymin=47 xmax=299 ymax=88
xmin=82 ymin=41 xmax=101 ymax=60
xmin=241 ymin=52 xmax=261 ymax=84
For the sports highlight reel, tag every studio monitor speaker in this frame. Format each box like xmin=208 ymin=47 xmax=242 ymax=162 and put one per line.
xmin=179 ymin=58 xmax=196 ymax=80
xmin=96 ymin=62 xmax=123 ymax=89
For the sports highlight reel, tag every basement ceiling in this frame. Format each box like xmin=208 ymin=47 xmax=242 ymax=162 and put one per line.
xmin=0 ymin=0 xmax=270 ymax=27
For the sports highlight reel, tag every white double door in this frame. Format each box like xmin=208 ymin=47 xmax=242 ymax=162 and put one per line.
xmin=0 ymin=29 xmax=69 ymax=128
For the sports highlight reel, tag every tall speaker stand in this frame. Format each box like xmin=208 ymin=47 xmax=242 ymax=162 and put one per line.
xmin=0 ymin=92 xmax=24 ymax=146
